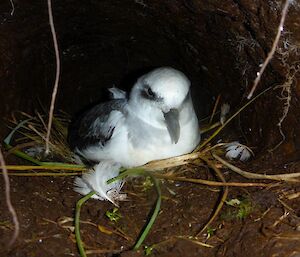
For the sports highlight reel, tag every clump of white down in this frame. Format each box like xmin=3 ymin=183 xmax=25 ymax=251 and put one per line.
xmin=224 ymin=141 xmax=253 ymax=162
xmin=74 ymin=161 xmax=126 ymax=206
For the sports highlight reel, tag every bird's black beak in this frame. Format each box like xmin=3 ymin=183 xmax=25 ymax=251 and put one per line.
xmin=163 ymin=108 xmax=180 ymax=144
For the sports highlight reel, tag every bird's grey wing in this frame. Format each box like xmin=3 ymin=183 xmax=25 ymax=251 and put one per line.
xmin=71 ymin=99 xmax=127 ymax=150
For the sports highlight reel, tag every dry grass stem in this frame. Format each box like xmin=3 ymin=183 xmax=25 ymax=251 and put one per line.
xmin=8 ymin=112 xmax=74 ymax=162
xmin=271 ymin=210 xmax=289 ymax=228
xmin=209 ymin=94 xmax=221 ymax=124
xmin=0 ymin=149 xmax=19 ymax=247
xmin=85 ymin=249 xmax=122 ymax=255
xmin=153 ymin=236 xmax=213 ymax=250
xmin=275 ymin=232 xmax=300 ymax=240
xmin=278 ymin=198 xmax=294 ymax=212
xmin=152 ymin=173 xmax=270 ymax=187
xmin=143 ymin=151 xmax=202 ymax=171
xmin=4 ymin=172 xmax=82 ymax=176
xmin=177 ymin=236 xmax=214 ymax=248
xmin=45 ymin=0 xmax=61 ymax=154
xmin=285 ymin=192 xmax=300 ymax=200
xmin=7 ymin=142 xmax=37 ymax=154
xmin=1 ymin=165 xmax=86 ymax=171
xmin=197 ymin=87 xmax=271 ymax=151
xmin=247 ymin=0 xmax=291 ymax=99
xmin=213 ymin=153 xmax=300 ymax=182
xmin=197 ymin=156 xmax=229 ymax=236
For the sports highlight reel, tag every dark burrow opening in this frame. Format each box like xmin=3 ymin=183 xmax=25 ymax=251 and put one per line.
xmin=0 ymin=1 xmax=300 ymax=256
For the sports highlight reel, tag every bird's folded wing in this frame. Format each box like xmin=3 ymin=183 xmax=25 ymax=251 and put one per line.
xmin=76 ymin=99 xmax=127 ymax=148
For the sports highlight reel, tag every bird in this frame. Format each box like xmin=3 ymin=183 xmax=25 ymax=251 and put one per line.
xmin=69 ymin=67 xmax=200 ymax=204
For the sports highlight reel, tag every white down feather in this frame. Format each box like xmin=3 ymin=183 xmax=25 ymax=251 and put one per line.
xmin=74 ymin=161 xmax=126 ymax=206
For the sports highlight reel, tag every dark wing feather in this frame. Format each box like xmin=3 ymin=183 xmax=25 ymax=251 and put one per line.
xmin=69 ymin=99 xmax=126 ymax=150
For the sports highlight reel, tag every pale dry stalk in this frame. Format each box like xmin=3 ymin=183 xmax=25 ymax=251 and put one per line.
xmin=247 ymin=0 xmax=291 ymax=99
xmin=45 ymin=0 xmax=61 ymax=154
xmin=0 ymin=149 xmax=19 ymax=247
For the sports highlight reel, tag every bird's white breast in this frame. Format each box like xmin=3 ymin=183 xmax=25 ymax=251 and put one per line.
xmin=78 ymin=97 xmax=200 ymax=167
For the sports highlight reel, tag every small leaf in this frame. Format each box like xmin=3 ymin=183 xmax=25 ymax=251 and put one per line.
xmin=97 ymin=225 xmax=113 ymax=235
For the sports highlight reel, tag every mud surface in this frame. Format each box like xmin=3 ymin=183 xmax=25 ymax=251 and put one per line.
xmin=1 ymin=159 xmax=300 ymax=257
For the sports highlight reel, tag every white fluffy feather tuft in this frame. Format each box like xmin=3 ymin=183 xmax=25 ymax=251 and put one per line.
xmin=74 ymin=161 xmax=126 ymax=206
xmin=220 ymin=103 xmax=230 ymax=125
xmin=224 ymin=141 xmax=253 ymax=162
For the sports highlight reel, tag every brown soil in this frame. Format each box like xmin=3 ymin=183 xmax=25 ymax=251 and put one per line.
xmin=1 ymin=0 xmax=300 ymax=256
xmin=1 ymin=158 xmax=300 ymax=257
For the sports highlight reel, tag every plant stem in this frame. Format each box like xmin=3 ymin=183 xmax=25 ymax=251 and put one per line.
xmin=2 ymin=165 xmax=86 ymax=171
xmin=5 ymin=143 xmax=85 ymax=169
xmin=108 ymin=169 xmax=162 ymax=250
xmin=196 ymin=87 xmax=271 ymax=150
xmin=133 ymin=175 xmax=161 ymax=250
xmin=3 ymin=172 xmax=82 ymax=176
xmin=75 ymin=191 xmax=95 ymax=257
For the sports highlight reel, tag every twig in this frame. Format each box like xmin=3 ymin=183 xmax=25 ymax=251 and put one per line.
xmin=0 ymin=149 xmax=19 ymax=247
xmin=177 ymin=236 xmax=214 ymax=248
xmin=247 ymin=0 xmax=291 ymax=99
xmin=196 ymin=156 xmax=229 ymax=236
xmin=152 ymin=173 xmax=271 ymax=187
xmin=152 ymin=235 xmax=213 ymax=250
xmin=209 ymin=94 xmax=221 ymax=124
xmin=45 ymin=0 xmax=61 ymax=154
xmin=213 ymin=153 xmax=300 ymax=182
xmin=9 ymin=0 xmax=15 ymax=15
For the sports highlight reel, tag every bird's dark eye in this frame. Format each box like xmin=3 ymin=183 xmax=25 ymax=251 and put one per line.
xmin=141 ymin=85 xmax=157 ymax=100
xmin=146 ymin=87 xmax=155 ymax=98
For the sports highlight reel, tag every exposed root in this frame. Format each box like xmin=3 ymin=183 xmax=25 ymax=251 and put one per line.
xmin=247 ymin=0 xmax=291 ymax=99
xmin=152 ymin=173 xmax=271 ymax=188
xmin=213 ymin=153 xmax=300 ymax=182
xmin=45 ymin=0 xmax=61 ymax=154
xmin=196 ymin=155 xmax=229 ymax=236
xmin=271 ymin=35 xmax=300 ymax=150
xmin=0 ymin=149 xmax=19 ymax=248
xmin=9 ymin=0 xmax=15 ymax=15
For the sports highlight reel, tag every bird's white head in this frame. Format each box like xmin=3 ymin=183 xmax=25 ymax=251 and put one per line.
xmin=128 ymin=67 xmax=191 ymax=144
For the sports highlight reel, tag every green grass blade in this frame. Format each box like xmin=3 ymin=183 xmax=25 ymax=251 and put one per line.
xmin=3 ymin=119 xmax=32 ymax=145
xmin=133 ymin=174 xmax=161 ymax=250
xmin=107 ymin=167 xmax=145 ymax=184
xmin=4 ymin=144 xmax=43 ymax=165
xmin=108 ymin=169 xmax=162 ymax=250
xmin=4 ymin=144 xmax=85 ymax=169
xmin=75 ymin=191 xmax=95 ymax=257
